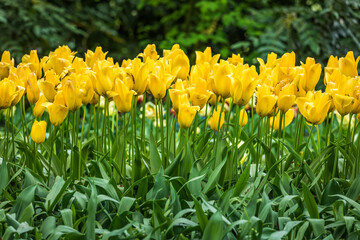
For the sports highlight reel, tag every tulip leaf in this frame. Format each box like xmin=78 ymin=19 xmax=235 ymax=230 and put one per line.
xmin=302 ymin=183 xmax=319 ymax=219
xmin=149 ymin=131 xmax=162 ymax=174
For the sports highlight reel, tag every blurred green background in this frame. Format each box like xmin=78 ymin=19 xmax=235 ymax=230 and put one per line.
xmin=1 ymin=0 xmax=359 ymax=66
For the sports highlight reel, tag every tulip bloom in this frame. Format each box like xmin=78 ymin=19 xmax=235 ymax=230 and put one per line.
xmin=85 ymin=46 xmax=107 ymax=70
xmin=178 ymin=102 xmax=200 ymax=129
xmin=0 ymin=78 xmax=25 ymax=109
xmin=195 ymin=47 xmax=220 ymax=66
xmin=149 ymin=61 xmax=174 ymax=99
xmin=110 ymin=79 xmax=135 ymax=113
xmin=139 ymin=44 xmax=159 ymax=62
xmin=93 ymin=59 xmax=116 ymax=96
xmin=26 ymin=72 xmax=40 ymax=104
xmin=208 ymin=106 xmax=225 ymax=131
xmin=38 ymin=70 xmax=59 ymax=102
xmin=231 ymin=67 xmax=258 ymax=106
xmin=239 ymin=109 xmax=248 ymax=127
xmin=33 ymin=95 xmax=47 ymax=118
xmin=270 ymin=109 xmax=294 ymax=130
xmin=339 ymin=51 xmax=360 ymax=77
xmin=30 ymin=120 xmax=47 ymax=144
xmin=299 ymin=57 xmax=322 ymax=92
xmin=22 ymin=50 xmax=42 ymax=78
xmin=212 ymin=62 xmax=233 ymax=98
xmin=296 ymin=91 xmax=331 ymax=125
xmin=256 ymin=84 xmax=278 ymax=118
xmin=0 ymin=51 xmax=14 ymax=79
xmin=63 ymin=77 xmax=82 ymax=111
xmin=276 ymin=83 xmax=296 ymax=113
xmin=43 ymin=92 xmax=69 ymax=126
xmin=131 ymin=59 xmax=149 ymax=95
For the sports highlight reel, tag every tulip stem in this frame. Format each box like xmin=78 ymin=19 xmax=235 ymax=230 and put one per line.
xmin=316 ymin=125 xmax=321 ymax=157
xmin=141 ymin=94 xmax=146 ymax=153
xmin=155 ymin=99 xmax=158 ymax=141
xmin=333 ymin=115 xmax=344 ymax=179
xmin=48 ymin=125 xmax=56 ymax=185
xmin=166 ymin=92 xmax=170 ymax=161
xmin=277 ymin=112 xmax=284 ymax=172
xmin=79 ymin=106 xmax=87 ymax=179
xmin=214 ymin=100 xmax=225 ymax=168
xmin=159 ymin=99 xmax=165 ymax=166
xmin=122 ymin=113 xmax=127 ymax=181
xmin=255 ymin=117 xmax=263 ymax=177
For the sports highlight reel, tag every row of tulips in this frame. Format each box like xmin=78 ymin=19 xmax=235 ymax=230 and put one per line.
xmin=0 ymin=44 xmax=359 ymax=187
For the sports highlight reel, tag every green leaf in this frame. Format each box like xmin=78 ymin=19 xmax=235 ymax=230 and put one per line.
xmin=346 ymin=173 xmax=360 ymax=200
xmin=302 ymin=183 xmax=319 ymax=219
xmin=45 ymin=176 xmax=71 ymax=212
xmin=202 ymin=211 xmax=223 ymax=240
xmin=149 ymin=131 xmax=162 ymax=174
xmin=193 ymin=197 xmax=208 ymax=231
xmin=232 ymin=161 xmax=251 ymax=197
xmin=0 ymin=158 xmax=8 ymax=195
xmin=203 ymin=158 xmax=227 ymax=193
xmin=86 ymin=182 xmax=97 ymax=240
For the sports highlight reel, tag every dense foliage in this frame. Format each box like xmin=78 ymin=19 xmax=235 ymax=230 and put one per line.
xmin=1 ymin=0 xmax=360 ymax=65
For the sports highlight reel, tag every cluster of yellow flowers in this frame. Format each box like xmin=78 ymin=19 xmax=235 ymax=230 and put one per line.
xmin=0 ymin=44 xmax=359 ymax=144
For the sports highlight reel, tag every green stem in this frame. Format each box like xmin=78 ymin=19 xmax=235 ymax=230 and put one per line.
xmin=333 ymin=115 xmax=344 ymax=178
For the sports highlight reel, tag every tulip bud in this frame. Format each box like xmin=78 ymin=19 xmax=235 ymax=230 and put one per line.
xmin=30 ymin=120 xmax=47 ymax=144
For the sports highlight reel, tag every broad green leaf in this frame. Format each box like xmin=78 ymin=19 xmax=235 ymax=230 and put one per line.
xmin=202 ymin=211 xmax=223 ymax=240
xmin=149 ymin=131 xmax=162 ymax=174
xmin=45 ymin=176 xmax=71 ymax=212
xmin=232 ymin=161 xmax=251 ymax=197
xmin=302 ymin=183 xmax=319 ymax=219
xmin=193 ymin=197 xmax=208 ymax=231
xmin=86 ymin=182 xmax=97 ymax=240
xmin=203 ymin=158 xmax=227 ymax=193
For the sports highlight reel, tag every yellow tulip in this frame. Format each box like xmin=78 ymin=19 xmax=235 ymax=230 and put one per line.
xmin=169 ymin=79 xmax=187 ymax=111
xmin=85 ymin=46 xmax=107 ymax=69
xmin=63 ymin=76 xmax=82 ymax=111
xmin=277 ymin=83 xmax=296 ymax=112
xmin=331 ymin=75 xmax=357 ymax=116
xmin=78 ymin=75 xmax=95 ymax=105
xmin=30 ymin=120 xmax=47 ymax=144
xmin=22 ymin=50 xmax=41 ymax=78
xmin=189 ymin=79 xmax=211 ymax=109
xmin=339 ymin=51 xmax=360 ymax=77
xmin=93 ymin=59 xmax=116 ymax=96
xmin=239 ymin=109 xmax=248 ymax=127
xmin=231 ymin=67 xmax=258 ymax=106
xmin=0 ymin=51 xmax=14 ymax=79
xmin=110 ymin=79 xmax=135 ymax=113
xmin=296 ymin=91 xmax=331 ymax=125
xmin=164 ymin=46 xmax=190 ymax=80
xmin=0 ymin=78 xmax=25 ymax=109
xmin=26 ymin=72 xmax=40 ymax=104
xmin=299 ymin=57 xmax=322 ymax=92
xmin=42 ymin=45 xmax=75 ymax=75
xmin=139 ymin=44 xmax=159 ymax=62
xmin=178 ymin=102 xmax=200 ymax=129
xmin=43 ymin=92 xmax=69 ymax=126
xmin=132 ymin=59 xmax=149 ymax=95
xmin=38 ymin=70 xmax=59 ymax=102
xmin=257 ymin=52 xmax=278 ymax=72
xmin=195 ymin=47 xmax=220 ymax=66
xmin=333 ymin=94 xmax=354 ymax=116
xmin=270 ymin=109 xmax=294 ymax=130
xmin=213 ymin=61 xmax=233 ymax=98
xmin=208 ymin=106 xmax=225 ymax=131
xmin=33 ymin=95 xmax=47 ymax=117
xmin=149 ymin=61 xmax=174 ymax=99
xmin=256 ymin=84 xmax=278 ymax=118
xmin=227 ymin=53 xmax=244 ymax=66
xmin=324 ymin=55 xmax=339 ymax=80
